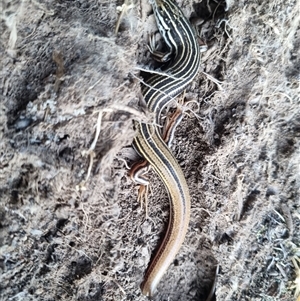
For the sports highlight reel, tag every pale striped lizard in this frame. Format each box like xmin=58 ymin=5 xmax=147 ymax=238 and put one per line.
xmin=130 ymin=0 xmax=201 ymax=296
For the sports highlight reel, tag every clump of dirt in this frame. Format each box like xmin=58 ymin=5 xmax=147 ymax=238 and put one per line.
xmin=0 ymin=0 xmax=299 ymax=301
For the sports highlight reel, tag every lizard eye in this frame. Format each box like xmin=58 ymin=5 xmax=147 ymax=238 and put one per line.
xmin=159 ymin=8 xmax=165 ymax=16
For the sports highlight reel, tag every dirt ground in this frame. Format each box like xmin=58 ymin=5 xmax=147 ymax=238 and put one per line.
xmin=1 ymin=0 xmax=299 ymax=300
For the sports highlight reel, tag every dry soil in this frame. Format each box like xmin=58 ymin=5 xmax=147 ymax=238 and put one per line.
xmin=0 ymin=0 xmax=299 ymax=301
